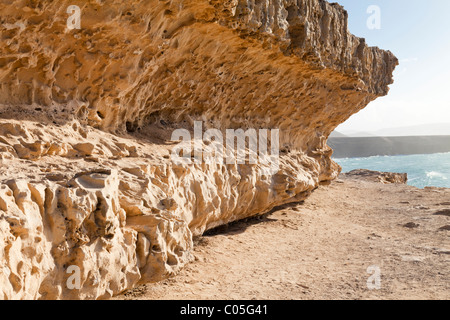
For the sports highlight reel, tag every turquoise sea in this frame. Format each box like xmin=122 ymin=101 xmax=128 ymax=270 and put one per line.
xmin=333 ymin=152 xmax=450 ymax=189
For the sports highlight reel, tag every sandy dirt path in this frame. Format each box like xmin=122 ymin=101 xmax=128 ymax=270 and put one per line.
xmin=115 ymin=174 xmax=450 ymax=300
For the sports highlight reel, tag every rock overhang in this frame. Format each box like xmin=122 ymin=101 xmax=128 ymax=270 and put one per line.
xmin=0 ymin=0 xmax=397 ymax=299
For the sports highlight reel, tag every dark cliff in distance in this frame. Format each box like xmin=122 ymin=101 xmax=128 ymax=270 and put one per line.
xmin=329 ymin=136 xmax=450 ymax=158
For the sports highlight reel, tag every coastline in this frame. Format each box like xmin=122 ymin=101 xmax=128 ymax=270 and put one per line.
xmin=115 ymin=171 xmax=450 ymax=300
xmin=333 ymin=153 xmax=450 ymax=189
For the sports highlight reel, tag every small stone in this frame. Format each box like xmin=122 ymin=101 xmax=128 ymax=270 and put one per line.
xmin=403 ymin=222 xmax=420 ymax=229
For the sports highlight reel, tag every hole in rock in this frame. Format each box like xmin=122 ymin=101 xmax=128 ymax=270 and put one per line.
xmin=97 ymin=111 xmax=105 ymax=119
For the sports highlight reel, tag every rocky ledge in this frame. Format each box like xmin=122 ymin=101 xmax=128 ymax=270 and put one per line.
xmin=344 ymin=169 xmax=408 ymax=185
xmin=0 ymin=0 xmax=397 ymax=299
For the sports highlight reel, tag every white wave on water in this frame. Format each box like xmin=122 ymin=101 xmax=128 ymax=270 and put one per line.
xmin=426 ymin=171 xmax=448 ymax=180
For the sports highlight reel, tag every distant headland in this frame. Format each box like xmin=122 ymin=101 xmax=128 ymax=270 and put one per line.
xmin=329 ymin=135 xmax=450 ymax=158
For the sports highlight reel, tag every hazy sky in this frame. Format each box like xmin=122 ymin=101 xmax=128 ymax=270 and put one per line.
xmin=334 ymin=0 xmax=450 ymax=134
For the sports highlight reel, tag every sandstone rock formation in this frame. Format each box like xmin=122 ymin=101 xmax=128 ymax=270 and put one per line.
xmin=0 ymin=0 xmax=397 ymax=299
xmin=344 ymin=169 xmax=408 ymax=185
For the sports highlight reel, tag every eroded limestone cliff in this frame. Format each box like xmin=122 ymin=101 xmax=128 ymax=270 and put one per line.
xmin=0 ymin=0 xmax=397 ymax=299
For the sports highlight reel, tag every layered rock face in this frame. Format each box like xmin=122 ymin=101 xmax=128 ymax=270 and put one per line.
xmin=0 ymin=0 xmax=397 ymax=299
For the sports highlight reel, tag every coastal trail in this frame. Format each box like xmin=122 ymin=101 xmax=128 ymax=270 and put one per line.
xmin=116 ymin=174 xmax=450 ymax=300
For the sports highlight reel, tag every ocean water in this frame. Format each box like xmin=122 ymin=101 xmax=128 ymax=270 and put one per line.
xmin=333 ymin=152 xmax=450 ymax=189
